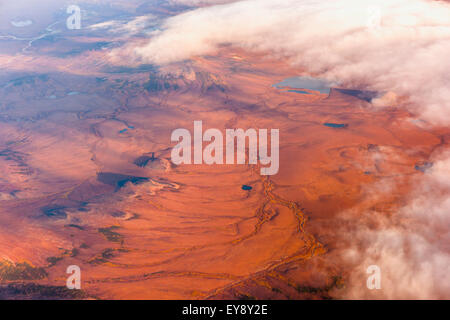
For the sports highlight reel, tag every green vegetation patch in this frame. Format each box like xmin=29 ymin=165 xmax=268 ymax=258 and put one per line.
xmin=295 ymin=275 xmax=344 ymax=296
xmin=98 ymin=226 xmax=124 ymax=243
xmin=0 ymin=260 xmax=47 ymax=281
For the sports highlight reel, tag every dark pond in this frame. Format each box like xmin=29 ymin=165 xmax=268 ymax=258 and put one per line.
xmin=274 ymin=76 xmax=334 ymax=94
xmin=97 ymin=172 xmax=149 ymax=191
xmin=324 ymin=123 xmax=348 ymax=128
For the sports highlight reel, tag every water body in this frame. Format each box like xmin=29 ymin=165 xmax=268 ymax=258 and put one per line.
xmin=97 ymin=172 xmax=149 ymax=191
xmin=287 ymin=90 xmax=311 ymax=95
xmin=119 ymin=125 xmax=135 ymax=134
xmin=274 ymin=76 xmax=335 ymax=94
xmin=242 ymin=185 xmax=253 ymax=191
xmin=274 ymin=77 xmax=379 ymax=101
xmin=415 ymin=162 xmax=433 ymax=172
xmin=324 ymin=123 xmax=348 ymax=128
xmin=41 ymin=205 xmax=67 ymax=220
xmin=11 ymin=20 xmax=33 ymax=28
xmin=105 ymin=64 xmax=157 ymax=74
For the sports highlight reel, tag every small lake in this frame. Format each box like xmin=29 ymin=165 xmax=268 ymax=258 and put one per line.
xmin=334 ymin=89 xmax=379 ymax=102
xmin=119 ymin=125 xmax=135 ymax=134
xmin=274 ymin=76 xmax=335 ymax=94
xmin=287 ymin=90 xmax=311 ymax=95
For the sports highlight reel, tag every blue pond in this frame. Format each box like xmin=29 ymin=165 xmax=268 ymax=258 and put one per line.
xmin=324 ymin=123 xmax=348 ymax=128
xmin=274 ymin=76 xmax=335 ymax=94
xmin=415 ymin=162 xmax=433 ymax=172
xmin=119 ymin=125 xmax=135 ymax=134
xmin=242 ymin=185 xmax=253 ymax=191
xmin=287 ymin=90 xmax=311 ymax=95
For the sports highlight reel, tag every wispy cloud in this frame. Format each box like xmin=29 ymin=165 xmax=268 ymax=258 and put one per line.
xmin=88 ymin=15 xmax=158 ymax=35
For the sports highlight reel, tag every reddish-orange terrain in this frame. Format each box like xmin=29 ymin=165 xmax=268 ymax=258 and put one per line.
xmin=0 ymin=0 xmax=449 ymax=300
xmin=0 ymin=44 xmax=447 ymax=299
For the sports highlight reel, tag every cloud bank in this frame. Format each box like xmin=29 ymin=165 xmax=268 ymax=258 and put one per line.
xmin=336 ymin=150 xmax=450 ymax=299
xmin=127 ymin=0 xmax=450 ymax=126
